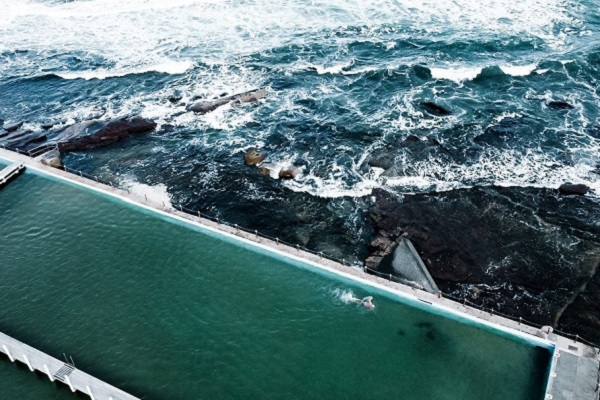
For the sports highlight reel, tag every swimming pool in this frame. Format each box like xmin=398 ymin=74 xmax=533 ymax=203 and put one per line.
xmin=0 ymin=169 xmax=552 ymax=400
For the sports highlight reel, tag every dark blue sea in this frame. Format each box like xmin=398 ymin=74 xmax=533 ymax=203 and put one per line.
xmin=1 ymin=0 xmax=600 ymax=339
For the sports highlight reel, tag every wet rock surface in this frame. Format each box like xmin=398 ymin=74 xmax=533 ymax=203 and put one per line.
xmin=278 ymin=165 xmax=300 ymax=180
xmin=57 ymin=117 xmax=157 ymax=152
xmin=244 ymin=148 xmax=267 ymax=166
xmin=2 ymin=121 xmax=24 ymax=132
xmin=420 ymin=101 xmax=451 ymax=116
xmin=0 ymin=116 xmax=157 ymax=154
xmin=559 ymin=183 xmax=590 ymax=195
xmin=187 ymin=88 xmax=268 ymax=114
xmin=368 ymin=186 xmax=600 ymax=343
xmin=547 ymin=101 xmax=575 ymax=110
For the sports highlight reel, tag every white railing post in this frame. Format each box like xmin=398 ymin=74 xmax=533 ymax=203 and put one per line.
xmin=44 ymin=364 xmax=55 ymax=381
xmin=2 ymin=344 xmax=14 ymax=362
xmin=65 ymin=375 xmax=76 ymax=392
xmin=86 ymin=385 xmax=96 ymax=400
xmin=23 ymin=354 xmax=34 ymax=371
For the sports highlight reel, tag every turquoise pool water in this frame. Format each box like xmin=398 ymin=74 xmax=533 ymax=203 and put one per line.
xmin=0 ymin=171 xmax=551 ymax=400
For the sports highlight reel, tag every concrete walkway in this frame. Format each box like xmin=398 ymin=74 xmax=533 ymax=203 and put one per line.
xmin=0 ymin=162 xmax=25 ymax=188
xmin=0 ymin=331 xmax=139 ymax=400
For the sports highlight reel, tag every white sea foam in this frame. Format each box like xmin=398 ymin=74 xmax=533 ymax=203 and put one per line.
xmin=55 ymin=60 xmax=194 ymax=80
xmin=121 ymin=178 xmax=172 ymax=206
xmin=431 ymin=63 xmax=538 ymax=83
xmin=0 ymin=0 xmax=583 ymax=79
xmin=499 ymin=64 xmax=537 ymax=76
xmin=430 ymin=66 xmax=482 ymax=83
xmin=0 ymin=0 xmax=592 ymax=203
xmin=382 ymin=147 xmax=600 ymax=195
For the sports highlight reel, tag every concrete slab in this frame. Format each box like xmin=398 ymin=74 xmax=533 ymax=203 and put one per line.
xmin=391 ymin=237 xmax=439 ymax=293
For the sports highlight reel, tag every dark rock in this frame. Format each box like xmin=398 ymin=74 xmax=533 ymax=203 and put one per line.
xmin=412 ymin=65 xmax=432 ymax=80
xmin=187 ymin=88 xmax=268 ymax=114
xmin=41 ymin=123 xmax=55 ymax=130
xmin=3 ymin=121 xmax=24 ymax=132
xmin=244 ymin=148 xmax=267 ymax=166
xmin=420 ymin=102 xmax=451 ymax=116
xmin=365 ymin=255 xmax=385 ymax=270
xmin=51 ymin=120 xmax=97 ymax=143
xmin=368 ymin=186 xmax=600 ymax=329
xmin=186 ymin=98 xmax=230 ymax=114
xmin=219 ymin=92 xmax=229 ymax=97
xmin=367 ymin=146 xmax=397 ymax=170
xmin=231 ymin=88 xmax=268 ymax=105
xmin=364 ymin=233 xmax=398 ymax=270
xmin=474 ymin=117 xmax=522 ymax=146
xmin=557 ymin=262 xmax=600 ymax=344
xmin=57 ymin=117 xmax=156 ymax=152
xmin=10 ymin=134 xmax=46 ymax=149
xmin=559 ymin=183 xmax=589 ymax=195
xmin=547 ymin=101 xmax=574 ymax=110
xmin=168 ymin=96 xmax=182 ymax=104
xmin=4 ymin=129 xmax=33 ymax=142
xmin=160 ymin=124 xmax=176 ymax=133
xmin=279 ymin=166 xmax=300 ymax=180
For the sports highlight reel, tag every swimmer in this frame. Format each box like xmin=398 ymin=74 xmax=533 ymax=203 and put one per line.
xmin=349 ymin=295 xmax=375 ymax=309
xmin=361 ymin=296 xmax=375 ymax=309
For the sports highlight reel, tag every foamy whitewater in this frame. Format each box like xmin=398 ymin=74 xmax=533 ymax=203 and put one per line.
xmin=1 ymin=0 xmax=599 ymax=260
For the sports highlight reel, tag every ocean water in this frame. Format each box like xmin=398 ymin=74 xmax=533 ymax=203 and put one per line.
xmin=1 ymin=0 xmax=599 ymax=263
xmin=0 ymin=172 xmax=552 ymax=399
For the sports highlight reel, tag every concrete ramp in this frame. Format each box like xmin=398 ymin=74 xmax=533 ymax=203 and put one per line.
xmin=391 ymin=237 xmax=439 ymax=294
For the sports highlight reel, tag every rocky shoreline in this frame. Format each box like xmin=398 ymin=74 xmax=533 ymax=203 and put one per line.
xmin=2 ymin=87 xmax=598 ymax=344
xmin=366 ymin=185 xmax=600 ymax=343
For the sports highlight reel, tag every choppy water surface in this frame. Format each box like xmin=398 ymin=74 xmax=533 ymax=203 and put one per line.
xmin=1 ymin=0 xmax=599 ymax=263
xmin=0 ymin=173 xmax=551 ymax=399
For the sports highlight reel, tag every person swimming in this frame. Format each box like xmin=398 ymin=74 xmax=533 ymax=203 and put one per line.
xmin=349 ymin=295 xmax=375 ymax=309
xmin=361 ymin=296 xmax=375 ymax=309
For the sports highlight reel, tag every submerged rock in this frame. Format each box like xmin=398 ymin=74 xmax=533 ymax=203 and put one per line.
xmin=420 ymin=102 xmax=451 ymax=116
xmin=244 ymin=148 xmax=267 ymax=166
xmin=547 ymin=101 xmax=574 ymax=110
xmin=3 ymin=121 xmax=24 ymax=132
xmin=186 ymin=98 xmax=230 ymax=114
xmin=559 ymin=183 xmax=590 ymax=195
xmin=231 ymin=88 xmax=268 ymax=104
xmin=187 ymin=88 xmax=268 ymax=114
xmin=279 ymin=166 xmax=300 ymax=180
xmin=257 ymin=162 xmax=278 ymax=176
xmin=57 ymin=117 xmax=157 ymax=152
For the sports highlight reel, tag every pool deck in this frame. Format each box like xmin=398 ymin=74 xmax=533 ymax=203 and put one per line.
xmin=0 ymin=147 xmax=598 ymax=400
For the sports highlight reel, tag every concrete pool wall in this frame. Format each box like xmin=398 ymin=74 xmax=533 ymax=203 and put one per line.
xmin=0 ymin=148 xmax=598 ymax=399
